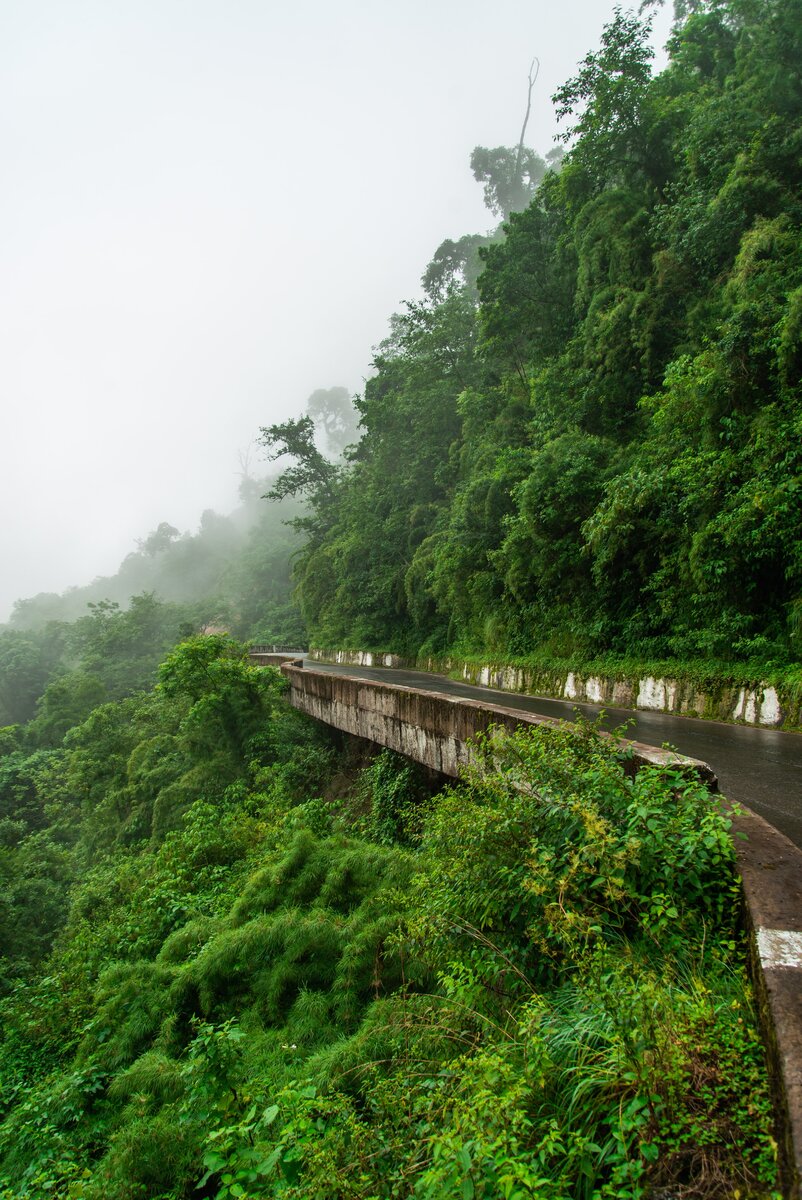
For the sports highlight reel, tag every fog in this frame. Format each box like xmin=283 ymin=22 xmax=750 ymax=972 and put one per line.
xmin=0 ymin=0 xmax=673 ymax=623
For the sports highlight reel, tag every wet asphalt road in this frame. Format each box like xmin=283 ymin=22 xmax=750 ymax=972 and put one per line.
xmin=307 ymin=660 xmax=802 ymax=850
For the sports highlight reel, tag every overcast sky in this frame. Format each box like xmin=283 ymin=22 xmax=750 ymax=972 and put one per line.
xmin=0 ymin=0 xmax=673 ymax=622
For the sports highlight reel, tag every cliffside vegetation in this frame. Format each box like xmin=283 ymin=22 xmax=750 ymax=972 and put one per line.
xmin=0 ymin=633 xmax=781 ymax=1197
xmin=264 ymin=0 xmax=802 ymax=682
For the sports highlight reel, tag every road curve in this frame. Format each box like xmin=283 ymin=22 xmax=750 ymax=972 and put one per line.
xmin=308 ymin=659 xmax=802 ymax=850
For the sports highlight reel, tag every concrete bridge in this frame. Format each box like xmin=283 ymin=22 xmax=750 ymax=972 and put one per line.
xmin=251 ymin=651 xmax=802 ymax=1196
xmin=276 ymin=656 xmax=716 ymax=781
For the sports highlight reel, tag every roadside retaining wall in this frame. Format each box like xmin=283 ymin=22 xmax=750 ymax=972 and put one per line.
xmin=307 ymin=648 xmax=800 ymax=729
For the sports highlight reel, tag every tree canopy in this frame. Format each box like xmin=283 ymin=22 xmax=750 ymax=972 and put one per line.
xmin=270 ymin=0 xmax=802 ymax=669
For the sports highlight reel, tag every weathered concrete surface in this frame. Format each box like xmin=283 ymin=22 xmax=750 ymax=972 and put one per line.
xmin=279 ymin=662 xmax=802 ymax=1197
xmin=250 ymin=652 xmax=305 ymax=668
xmin=280 ymin=664 xmax=716 ymax=783
xmin=318 ymin=648 xmax=407 ymax=670
xmin=308 ymin=647 xmax=799 ymax=730
xmin=732 ymin=807 xmax=802 ymax=1198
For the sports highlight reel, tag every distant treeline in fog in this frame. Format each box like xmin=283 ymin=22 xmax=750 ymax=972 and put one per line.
xmin=0 ymin=477 xmax=307 ymax=729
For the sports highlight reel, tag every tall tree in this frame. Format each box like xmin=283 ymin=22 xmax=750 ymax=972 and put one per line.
xmin=471 ymin=60 xmax=549 ymax=217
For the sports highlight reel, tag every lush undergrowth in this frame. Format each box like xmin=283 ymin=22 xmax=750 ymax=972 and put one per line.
xmin=0 ymin=635 xmax=781 ymax=1199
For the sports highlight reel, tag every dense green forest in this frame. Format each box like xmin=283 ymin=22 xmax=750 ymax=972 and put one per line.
xmin=0 ymin=631 xmax=781 ymax=1197
xmin=263 ymin=0 xmax=802 ymax=679
xmin=0 ymin=2 xmax=797 ymax=1196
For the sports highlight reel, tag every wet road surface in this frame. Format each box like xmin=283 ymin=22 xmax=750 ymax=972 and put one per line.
xmin=308 ymin=660 xmax=802 ymax=850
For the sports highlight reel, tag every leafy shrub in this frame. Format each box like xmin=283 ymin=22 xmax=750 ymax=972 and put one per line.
xmin=409 ymin=719 xmax=738 ymax=988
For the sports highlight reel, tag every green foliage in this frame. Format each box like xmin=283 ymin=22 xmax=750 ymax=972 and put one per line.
xmin=552 ymin=8 xmax=658 ymax=188
xmin=353 ymin=749 xmax=432 ymax=846
xmin=278 ymin=0 xmax=802 ymax=671
xmin=470 ymin=144 xmax=547 ymax=218
xmin=0 ymin=677 xmax=780 ymax=1200
xmin=290 ymin=292 xmax=478 ymax=653
xmin=259 ymin=416 xmax=341 ymax=515
xmin=410 ymin=719 xmax=738 ymax=989
xmin=251 ymin=724 xmax=774 ymax=1200
xmin=0 ymin=3 xmax=795 ymax=1193
xmin=27 ymin=673 xmax=108 ymax=747
xmin=0 ymin=628 xmax=64 ymax=726
xmin=157 ymin=634 xmax=285 ymax=763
